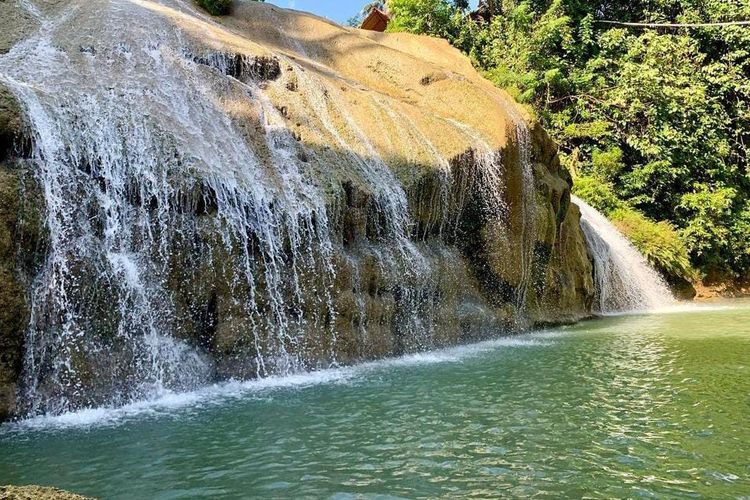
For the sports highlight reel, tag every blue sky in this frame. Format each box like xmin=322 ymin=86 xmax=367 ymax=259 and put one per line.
xmin=266 ymin=1 xmax=479 ymax=25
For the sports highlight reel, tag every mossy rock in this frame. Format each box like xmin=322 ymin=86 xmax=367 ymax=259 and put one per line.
xmin=0 ymin=85 xmax=25 ymax=160
xmin=0 ymin=83 xmax=25 ymax=420
xmin=0 ymin=167 xmax=27 ymax=421
xmin=0 ymin=86 xmax=42 ymax=421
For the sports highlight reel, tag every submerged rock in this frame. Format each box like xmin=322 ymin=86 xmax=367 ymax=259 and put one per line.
xmin=0 ymin=0 xmax=594 ymax=419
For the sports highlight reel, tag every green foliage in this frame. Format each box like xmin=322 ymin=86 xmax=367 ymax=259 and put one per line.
xmin=196 ymin=0 xmax=263 ymax=16
xmin=453 ymin=0 xmax=470 ymax=11
xmin=677 ymin=183 xmax=750 ymax=276
xmin=387 ymin=0 xmax=750 ymax=282
xmin=572 ymin=176 xmax=624 ymax=214
xmin=386 ymin=0 xmax=461 ymax=38
xmin=610 ymin=208 xmax=696 ymax=282
xmin=591 ymin=147 xmax=624 ymax=181
xmin=197 ymin=0 xmax=231 ymax=15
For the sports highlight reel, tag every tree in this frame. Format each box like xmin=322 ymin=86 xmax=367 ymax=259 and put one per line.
xmin=454 ymin=0 xmax=470 ymax=11
xmin=361 ymin=1 xmax=387 ymax=16
xmin=386 ymin=0 xmax=461 ymax=38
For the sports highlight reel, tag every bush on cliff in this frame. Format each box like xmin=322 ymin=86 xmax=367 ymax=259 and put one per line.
xmin=197 ymin=0 xmax=265 ymax=16
xmin=572 ymin=176 xmax=623 ymax=214
xmin=197 ymin=0 xmax=231 ymax=15
xmin=610 ymin=208 xmax=696 ymax=285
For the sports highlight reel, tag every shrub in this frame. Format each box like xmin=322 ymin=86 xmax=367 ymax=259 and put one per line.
xmin=591 ymin=146 xmax=623 ymax=181
xmin=386 ymin=0 xmax=459 ymax=39
xmin=571 ymin=175 xmax=623 ymax=214
xmin=197 ymin=0 xmax=232 ymax=15
xmin=610 ymin=208 xmax=696 ymax=283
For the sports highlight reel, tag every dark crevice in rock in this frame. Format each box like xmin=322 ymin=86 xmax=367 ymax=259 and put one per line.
xmin=189 ymin=51 xmax=281 ymax=83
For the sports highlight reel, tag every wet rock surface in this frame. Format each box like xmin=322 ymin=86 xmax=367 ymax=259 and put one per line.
xmin=0 ymin=81 xmax=46 ymax=419
xmin=0 ymin=0 xmax=595 ymax=419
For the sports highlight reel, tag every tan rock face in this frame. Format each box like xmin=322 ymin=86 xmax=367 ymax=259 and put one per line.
xmin=0 ymin=2 xmax=37 ymax=55
xmin=0 ymin=0 xmax=594 ymax=419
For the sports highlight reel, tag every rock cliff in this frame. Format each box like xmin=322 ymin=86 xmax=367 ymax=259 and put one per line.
xmin=0 ymin=0 xmax=594 ymax=419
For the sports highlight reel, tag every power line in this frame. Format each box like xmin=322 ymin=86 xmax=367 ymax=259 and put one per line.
xmin=596 ymin=20 xmax=750 ymax=28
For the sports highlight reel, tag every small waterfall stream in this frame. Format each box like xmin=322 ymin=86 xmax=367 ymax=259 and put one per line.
xmin=573 ymin=195 xmax=674 ymax=314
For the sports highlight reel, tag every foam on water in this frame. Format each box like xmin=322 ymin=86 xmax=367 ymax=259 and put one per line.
xmin=1 ymin=333 xmax=554 ymax=432
xmin=607 ymin=301 xmax=733 ymax=317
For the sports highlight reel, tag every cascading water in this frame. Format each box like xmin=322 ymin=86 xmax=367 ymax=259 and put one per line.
xmin=447 ymin=115 xmax=536 ymax=313
xmin=1 ymin=0 xmax=344 ymax=414
xmin=0 ymin=0 xmax=548 ymax=417
xmin=573 ymin=195 xmax=674 ymax=314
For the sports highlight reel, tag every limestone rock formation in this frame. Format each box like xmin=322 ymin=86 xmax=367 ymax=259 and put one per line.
xmin=0 ymin=0 xmax=594 ymax=419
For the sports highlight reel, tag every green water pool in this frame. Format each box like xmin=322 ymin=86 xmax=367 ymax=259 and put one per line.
xmin=1 ymin=301 xmax=749 ymax=498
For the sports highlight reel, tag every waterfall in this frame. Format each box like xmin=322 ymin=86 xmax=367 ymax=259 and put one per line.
xmin=1 ymin=0 xmax=341 ymax=415
xmin=0 ymin=0 xmax=545 ymax=417
xmin=573 ymin=195 xmax=674 ymax=314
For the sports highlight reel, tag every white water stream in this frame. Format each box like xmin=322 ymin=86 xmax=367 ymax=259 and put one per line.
xmin=573 ymin=195 xmax=675 ymax=314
